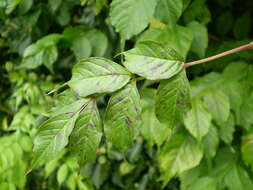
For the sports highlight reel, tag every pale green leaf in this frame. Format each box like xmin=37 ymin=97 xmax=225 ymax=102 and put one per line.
xmin=222 ymin=61 xmax=248 ymax=81
xmin=184 ymin=100 xmax=212 ymax=140
xmin=110 ymin=0 xmax=157 ymax=40
xmin=69 ymin=101 xmax=102 ymax=164
xmin=155 ymin=0 xmax=183 ymax=27
xmin=104 ymin=82 xmax=142 ymax=151
xmin=221 ymin=81 xmax=243 ymax=122
xmin=86 ymin=29 xmax=108 ymax=57
xmin=68 ymin=57 xmax=131 ymax=97
xmin=57 ymin=164 xmax=68 ymax=185
xmin=139 ymin=25 xmax=193 ymax=59
xmin=187 ymin=21 xmax=208 ymax=58
xmin=203 ymin=126 xmax=219 ymax=159
xmin=204 ymin=89 xmax=230 ymax=124
xmin=159 ymin=133 xmax=203 ymax=186
xmin=123 ymin=41 xmax=184 ymax=80
xmin=218 ymin=114 xmax=235 ymax=144
xmin=156 ymin=71 xmax=191 ymax=127
xmin=32 ymin=113 xmax=78 ymax=167
xmin=72 ymin=36 xmax=92 ymax=60
xmin=141 ymin=109 xmax=171 ymax=146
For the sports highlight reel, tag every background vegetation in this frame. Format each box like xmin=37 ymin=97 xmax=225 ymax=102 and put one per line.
xmin=0 ymin=0 xmax=253 ymax=189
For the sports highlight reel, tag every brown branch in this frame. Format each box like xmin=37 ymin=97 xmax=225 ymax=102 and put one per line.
xmin=184 ymin=41 xmax=253 ymax=69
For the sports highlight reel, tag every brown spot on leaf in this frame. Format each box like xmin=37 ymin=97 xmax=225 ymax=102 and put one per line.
xmin=150 ymin=63 xmax=164 ymax=73
xmin=87 ymin=123 xmax=96 ymax=128
xmin=125 ymin=117 xmax=132 ymax=128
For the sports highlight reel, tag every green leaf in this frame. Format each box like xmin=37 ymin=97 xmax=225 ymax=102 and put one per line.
xmin=69 ymin=101 xmax=102 ymax=164
xmin=32 ymin=113 xmax=79 ymax=168
xmin=156 ymin=71 xmax=191 ymax=127
xmin=96 ymin=0 xmax=105 ymax=14
xmin=124 ymin=41 xmax=184 ymax=80
xmin=110 ymin=0 xmax=157 ymax=40
xmin=155 ymin=0 xmax=183 ymax=27
xmin=139 ymin=25 xmax=193 ymax=59
xmin=159 ymin=132 xmax=203 ymax=186
xmin=86 ymin=29 xmax=108 ymax=57
xmin=221 ymin=81 xmax=243 ymax=121
xmin=186 ymin=177 xmax=217 ymax=190
xmin=49 ymin=89 xmax=88 ymax=117
xmin=43 ymin=45 xmax=58 ymax=72
xmin=218 ymin=114 xmax=235 ymax=144
xmin=224 ymin=164 xmax=253 ymax=190
xmin=22 ymin=34 xmax=61 ymax=70
xmin=141 ymin=109 xmax=171 ymax=146
xmin=203 ymin=126 xmax=219 ymax=159
xmin=222 ymin=61 xmax=248 ymax=81
xmin=241 ymin=132 xmax=253 ymax=170
xmin=68 ymin=57 xmax=131 ymax=97
xmin=18 ymin=0 xmax=33 ymax=14
xmin=184 ymin=100 xmax=212 ymax=141
xmin=72 ymin=36 xmax=92 ymax=60
xmin=239 ymin=96 xmax=253 ymax=130
xmin=216 ymin=11 xmax=234 ymax=35
xmin=104 ymin=82 xmax=142 ymax=151
xmin=49 ymin=0 xmax=62 ymax=12
xmin=233 ymin=10 xmax=252 ymax=39
xmin=57 ymin=164 xmax=68 ymax=185
xmin=187 ymin=21 xmax=208 ymax=58
xmin=141 ymin=89 xmax=171 ymax=146
xmin=203 ymin=89 xmax=230 ymax=124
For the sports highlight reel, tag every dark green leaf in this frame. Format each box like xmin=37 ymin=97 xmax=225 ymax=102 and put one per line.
xmin=156 ymin=71 xmax=191 ymax=127
xmin=69 ymin=101 xmax=102 ymax=164
xmin=104 ymin=82 xmax=142 ymax=151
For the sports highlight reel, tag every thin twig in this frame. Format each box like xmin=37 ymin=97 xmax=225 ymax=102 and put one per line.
xmin=184 ymin=42 xmax=253 ymax=69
